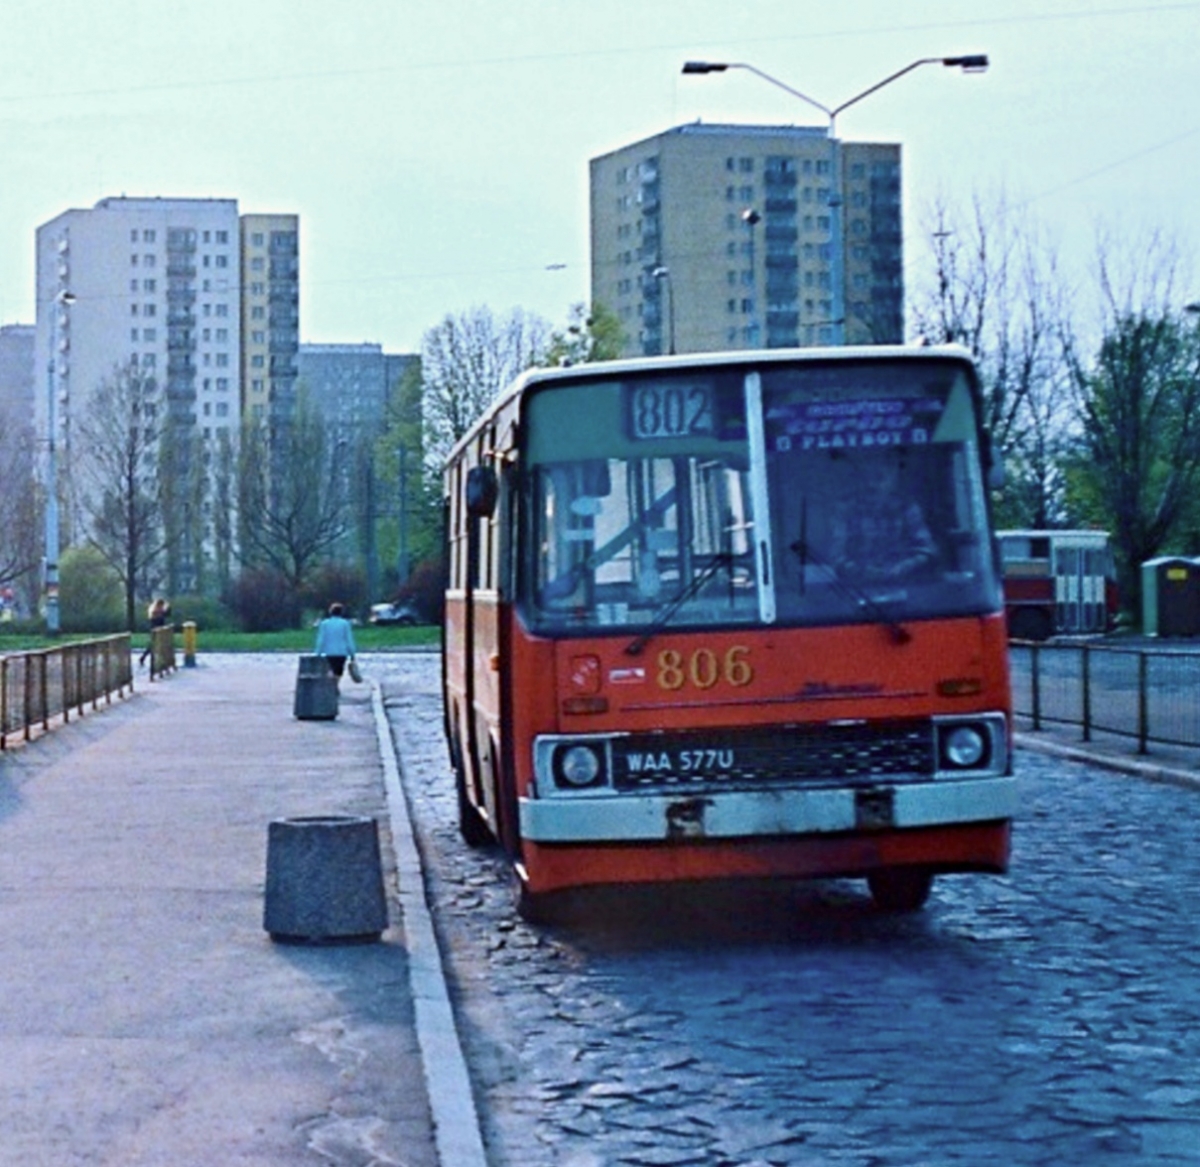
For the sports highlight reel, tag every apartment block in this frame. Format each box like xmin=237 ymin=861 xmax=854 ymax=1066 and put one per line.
xmin=0 ymin=323 xmax=35 ymax=431
xmin=241 ymin=214 xmax=300 ymax=429
xmin=297 ymin=342 xmax=416 ymax=435
xmin=590 ymin=123 xmax=902 ymax=357
xmin=34 ymin=196 xmax=300 ymax=593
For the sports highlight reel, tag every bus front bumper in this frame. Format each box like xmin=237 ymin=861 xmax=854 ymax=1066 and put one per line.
xmin=519 ymin=776 xmax=1017 ymax=844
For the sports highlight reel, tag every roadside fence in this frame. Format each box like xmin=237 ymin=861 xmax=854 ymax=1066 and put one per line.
xmin=1010 ymin=639 xmax=1200 ymax=756
xmin=1 ymin=634 xmax=135 ymax=749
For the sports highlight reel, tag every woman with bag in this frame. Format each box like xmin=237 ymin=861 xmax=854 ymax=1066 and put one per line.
xmin=314 ymin=602 xmax=358 ymax=684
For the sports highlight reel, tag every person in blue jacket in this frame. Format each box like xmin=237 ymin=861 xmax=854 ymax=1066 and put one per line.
xmin=314 ymin=602 xmax=357 ymax=682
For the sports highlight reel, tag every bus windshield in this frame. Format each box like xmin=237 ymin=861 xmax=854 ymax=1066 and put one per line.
xmin=521 ymin=358 xmax=1000 ymax=635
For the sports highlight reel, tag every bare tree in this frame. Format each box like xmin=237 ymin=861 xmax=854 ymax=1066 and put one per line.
xmin=911 ymin=192 xmax=1074 ymax=525
xmin=0 ymin=406 xmax=42 ymax=606
xmin=237 ymin=395 xmax=349 ymax=593
xmin=421 ymin=305 xmax=550 ymax=467
xmin=73 ymin=363 xmax=167 ymax=630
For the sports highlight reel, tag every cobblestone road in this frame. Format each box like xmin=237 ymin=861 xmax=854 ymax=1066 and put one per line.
xmin=373 ymin=653 xmax=1200 ymax=1166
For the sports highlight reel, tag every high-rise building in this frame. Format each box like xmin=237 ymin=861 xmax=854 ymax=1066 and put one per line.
xmin=241 ymin=214 xmax=300 ymax=431
xmin=0 ymin=323 xmax=35 ymax=431
xmin=33 ymin=196 xmax=300 ymax=593
xmin=297 ymin=342 xmax=416 ymax=435
xmin=590 ymin=123 xmax=902 ymax=357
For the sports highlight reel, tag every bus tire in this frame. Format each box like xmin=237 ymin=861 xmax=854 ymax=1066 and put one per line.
xmin=868 ymin=868 xmax=934 ymax=912
xmin=515 ymin=883 xmax=561 ymax=926
xmin=454 ymin=756 xmax=493 ymax=848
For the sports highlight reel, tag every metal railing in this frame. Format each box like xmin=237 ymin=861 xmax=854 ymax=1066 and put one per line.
xmin=1 ymin=634 xmax=134 ymax=749
xmin=1010 ymin=640 xmax=1200 ymax=755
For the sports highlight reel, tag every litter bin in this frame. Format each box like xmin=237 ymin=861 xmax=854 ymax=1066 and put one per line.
xmin=263 ymin=815 xmax=388 ymax=943
xmin=293 ymin=654 xmax=338 ymax=720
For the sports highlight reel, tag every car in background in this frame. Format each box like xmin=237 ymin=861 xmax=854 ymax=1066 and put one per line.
xmin=369 ymin=600 xmax=423 ymax=626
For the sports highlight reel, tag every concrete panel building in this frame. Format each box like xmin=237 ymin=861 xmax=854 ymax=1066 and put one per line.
xmin=33 ymin=196 xmax=300 ymax=594
xmin=590 ymin=123 xmax=902 ymax=357
xmin=0 ymin=323 xmax=34 ymax=430
xmin=241 ymin=214 xmax=300 ymax=431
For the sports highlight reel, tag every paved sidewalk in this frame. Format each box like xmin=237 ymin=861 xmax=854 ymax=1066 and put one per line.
xmin=0 ymin=655 xmax=446 ymax=1166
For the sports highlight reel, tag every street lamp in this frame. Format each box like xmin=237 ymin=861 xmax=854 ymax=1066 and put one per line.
xmin=44 ymin=289 xmax=75 ymax=634
xmin=652 ymin=265 xmax=676 ymax=354
xmin=683 ymin=55 xmax=988 ymax=344
xmin=740 ymin=209 xmax=762 ymax=348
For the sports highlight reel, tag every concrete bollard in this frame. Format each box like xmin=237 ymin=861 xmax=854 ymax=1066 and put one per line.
xmin=263 ymin=815 xmax=388 ymax=944
xmin=293 ymin=655 xmax=338 ymax=720
xmin=182 ymin=620 xmax=197 ymax=667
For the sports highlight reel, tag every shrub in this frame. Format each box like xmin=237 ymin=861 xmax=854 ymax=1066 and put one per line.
xmin=59 ymin=547 xmax=125 ymax=633
xmin=166 ymin=594 xmax=238 ymax=632
xmin=301 ymin=562 xmax=368 ymax=621
xmin=224 ymin=568 xmax=301 ymax=632
xmin=393 ymin=555 xmax=446 ymax=624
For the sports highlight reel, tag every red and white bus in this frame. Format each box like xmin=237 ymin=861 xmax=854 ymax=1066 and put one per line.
xmin=444 ymin=345 xmax=1015 ymax=917
xmin=998 ymin=529 xmax=1118 ymax=641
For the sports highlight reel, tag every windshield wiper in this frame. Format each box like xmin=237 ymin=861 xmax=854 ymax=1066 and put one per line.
xmin=625 ymin=552 xmax=734 ymax=656
xmin=788 ymin=537 xmax=912 ymax=645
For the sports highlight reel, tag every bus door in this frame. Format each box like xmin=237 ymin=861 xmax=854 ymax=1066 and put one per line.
xmin=1053 ymin=544 xmax=1077 ymax=632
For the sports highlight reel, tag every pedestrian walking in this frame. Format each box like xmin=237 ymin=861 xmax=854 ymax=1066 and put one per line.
xmin=314 ymin=602 xmax=358 ymax=683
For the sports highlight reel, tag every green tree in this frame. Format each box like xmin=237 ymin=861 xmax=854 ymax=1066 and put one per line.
xmin=544 ymin=302 xmax=625 ymax=366
xmin=1064 ymin=308 xmax=1200 ymax=620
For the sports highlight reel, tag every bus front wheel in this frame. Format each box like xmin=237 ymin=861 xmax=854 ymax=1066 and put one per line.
xmin=867 ymin=868 xmax=934 ymax=912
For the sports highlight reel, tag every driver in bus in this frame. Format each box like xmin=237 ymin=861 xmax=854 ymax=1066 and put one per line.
xmin=829 ymin=456 xmax=938 ymax=583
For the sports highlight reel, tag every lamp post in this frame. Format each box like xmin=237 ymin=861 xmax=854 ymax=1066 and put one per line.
xmin=652 ymin=265 xmax=676 ymax=354
xmin=44 ymin=289 xmax=75 ymax=635
xmin=683 ymin=55 xmax=988 ymax=345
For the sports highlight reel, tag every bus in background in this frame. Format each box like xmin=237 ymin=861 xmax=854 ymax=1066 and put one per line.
xmin=444 ymin=346 xmax=1015 ymax=919
xmin=998 ymin=529 xmax=1118 ymax=641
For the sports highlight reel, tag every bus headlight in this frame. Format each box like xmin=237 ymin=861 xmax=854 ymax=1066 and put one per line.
xmin=555 ymin=743 xmax=604 ymax=789
xmin=940 ymin=724 xmax=987 ymax=770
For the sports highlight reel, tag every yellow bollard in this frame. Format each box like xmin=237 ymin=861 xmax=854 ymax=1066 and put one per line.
xmin=183 ymin=620 xmax=197 ymax=668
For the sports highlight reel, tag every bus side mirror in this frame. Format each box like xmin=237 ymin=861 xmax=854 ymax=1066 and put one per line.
xmin=466 ymin=465 xmax=499 ymax=518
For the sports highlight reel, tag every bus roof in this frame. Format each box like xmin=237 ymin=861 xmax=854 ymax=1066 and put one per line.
xmin=446 ymin=343 xmax=978 ymax=466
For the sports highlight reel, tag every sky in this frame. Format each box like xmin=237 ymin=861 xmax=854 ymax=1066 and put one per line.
xmin=1 ymin=0 xmax=1197 ymax=353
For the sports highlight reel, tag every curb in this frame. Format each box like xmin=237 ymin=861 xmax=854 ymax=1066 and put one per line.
xmin=1015 ymin=731 xmax=1200 ymax=793
xmin=370 ymin=683 xmax=489 ymax=1167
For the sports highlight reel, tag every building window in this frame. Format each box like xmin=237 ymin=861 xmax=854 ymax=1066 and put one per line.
xmin=251 ymin=257 xmax=265 ymax=271
xmin=215 ymin=254 xmax=228 ymax=268
xmin=216 ymin=402 xmax=229 ymax=418
xmin=252 ymin=355 xmax=265 ymax=368
xmin=215 ymin=303 xmax=228 ymax=317
xmin=143 ymin=254 xmax=155 ymax=267
xmin=130 ymin=230 xmax=139 ymax=242
xmin=216 ymin=378 xmax=230 ymax=391
xmin=215 ymin=353 xmax=229 ymax=367
xmin=143 ymin=303 xmax=156 ymax=316
xmin=144 ymin=279 xmax=155 ymax=292
xmin=144 ymin=229 xmax=156 ymax=243
xmin=131 ymin=254 xmax=138 ymax=266
xmin=216 ymin=230 xmax=228 ymax=244
xmin=131 ymin=304 xmax=139 ymax=316
xmin=130 ymin=279 xmax=138 ymax=292
xmin=251 ymin=306 xmax=265 ymax=320
xmin=252 ymin=232 xmax=264 ymax=246
xmin=215 ymin=328 xmax=229 ymax=342
xmin=252 ymin=330 xmax=265 ymax=343
xmin=143 ymin=328 xmax=156 ymax=341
